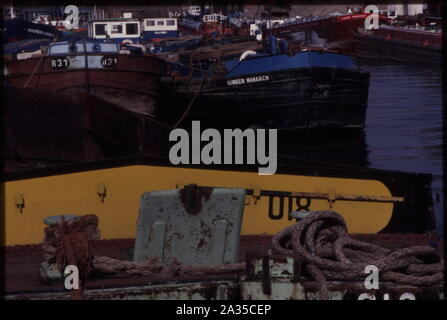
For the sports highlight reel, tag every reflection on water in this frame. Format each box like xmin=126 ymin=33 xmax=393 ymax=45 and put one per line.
xmin=277 ymin=59 xmax=443 ymax=234
xmin=359 ymin=61 xmax=443 ymax=234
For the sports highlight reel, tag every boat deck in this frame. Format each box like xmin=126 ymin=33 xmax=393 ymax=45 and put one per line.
xmin=4 ymin=234 xmax=442 ymax=299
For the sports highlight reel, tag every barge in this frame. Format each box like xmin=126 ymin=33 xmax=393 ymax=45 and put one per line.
xmin=354 ymin=25 xmax=442 ymax=64
xmin=4 ymin=40 xmax=165 ymax=115
xmin=3 ymin=156 xmax=436 ymax=246
xmin=267 ymin=12 xmax=390 ymax=51
xmin=3 ymin=156 xmax=441 ymax=300
xmin=2 ymin=17 xmax=62 ymax=43
xmin=160 ymin=39 xmax=370 ymax=132
xmin=4 ymin=87 xmax=171 ymax=169
xmin=3 ymin=174 xmax=442 ymax=300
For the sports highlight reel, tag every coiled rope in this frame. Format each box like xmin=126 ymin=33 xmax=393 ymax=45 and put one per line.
xmin=41 ymin=212 xmax=443 ymax=299
xmin=272 ymin=211 xmax=443 ymax=299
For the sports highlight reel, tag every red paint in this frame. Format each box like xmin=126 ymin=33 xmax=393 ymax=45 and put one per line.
xmin=372 ymin=27 xmax=442 ymax=48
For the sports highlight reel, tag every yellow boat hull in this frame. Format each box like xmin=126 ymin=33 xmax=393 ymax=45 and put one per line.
xmin=3 ymin=158 xmax=434 ymax=245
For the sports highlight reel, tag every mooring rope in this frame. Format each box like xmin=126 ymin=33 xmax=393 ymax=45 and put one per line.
xmin=93 ymin=256 xmax=245 ymax=277
xmin=172 ymin=76 xmax=205 ymax=129
xmin=41 ymin=212 xmax=443 ymax=299
xmin=24 ymin=54 xmax=44 ymax=88
xmin=271 ymin=211 xmax=443 ymax=299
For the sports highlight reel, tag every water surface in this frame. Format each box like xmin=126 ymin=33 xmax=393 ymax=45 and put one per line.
xmin=360 ymin=61 xmax=443 ymax=234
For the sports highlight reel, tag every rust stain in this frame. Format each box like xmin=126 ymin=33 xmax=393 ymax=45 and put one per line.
xmin=179 ymin=184 xmax=213 ymax=215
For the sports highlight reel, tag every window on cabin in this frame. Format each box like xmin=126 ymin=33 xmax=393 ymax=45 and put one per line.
xmin=126 ymin=23 xmax=139 ymax=35
xmin=166 ymin=20 xmax=175 ymax=26
xmin=49 ymin=44 xmax=70 ymax=54
xmin=95 ymin=23 xmax=106 ymax=36
xmin=111 ymin=24 xmax=123 ymax=34
xmin=157 ymin=20 xmax=165 ymax=26
xmin=146 ymin=20 xmax=155 ymax=26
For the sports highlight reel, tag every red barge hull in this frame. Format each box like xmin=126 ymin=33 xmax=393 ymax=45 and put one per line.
xmin=5 ymin=53 xmax=165 ymax=115
xmin=354 ymin=27 xmax=441 ymax=64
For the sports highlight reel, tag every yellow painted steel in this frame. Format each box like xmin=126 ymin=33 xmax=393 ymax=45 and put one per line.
xmin=4 ymin=165 xmax=394 ymax=245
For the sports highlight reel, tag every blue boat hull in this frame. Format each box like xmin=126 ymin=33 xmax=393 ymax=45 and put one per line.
xmin=142 ymin=30 xmax=179 ymax=42
xmin=3 ymin=18 xmax=61 ymax=43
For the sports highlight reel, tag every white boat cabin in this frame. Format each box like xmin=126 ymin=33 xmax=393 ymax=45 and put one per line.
xmin=47 ymin=41 xmax=119 ymax=55
xmin=142 ymin=18 xmax=178 ymax=41
xmin=88 ymin=19 xmax=141 ymax=43
xmin=41 ymin=41 xmax=121 ymax=70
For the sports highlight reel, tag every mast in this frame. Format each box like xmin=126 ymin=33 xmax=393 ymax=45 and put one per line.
xmin=10 ymin=1 xmax=15 ymax=19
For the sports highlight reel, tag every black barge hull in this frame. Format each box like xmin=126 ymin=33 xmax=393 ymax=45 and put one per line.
xmin=160 ymin=67 xmax=370 ymax=131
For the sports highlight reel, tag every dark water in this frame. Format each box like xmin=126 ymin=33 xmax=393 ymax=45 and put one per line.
xmin=359 ymin=61 xmax=443 ymax=234
xmin=276 ymin=59 xmax=443 ymax=234
xmin=286 ymin=32 xmax=443 ymax=233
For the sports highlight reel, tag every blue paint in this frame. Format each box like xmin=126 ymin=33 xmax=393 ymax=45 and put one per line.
xmin=47 ymin=40 xmax=120 ymax=55
xmin=224 ymin=51 xmax=359 ymax=79
xmin=3 ymin=18 xmax=61 ymax=42
xmin=149 ymin=37 xmax=202 ymax=53
xmin=4 ymin=38 xmax=52 ymax=54
xmin=179 ymin=19 xmax=202 ymax=31
xmin=142 ymin=30 xmax=179 ymax=42
xmin=269 ymin=36 xmax=277 ymax=55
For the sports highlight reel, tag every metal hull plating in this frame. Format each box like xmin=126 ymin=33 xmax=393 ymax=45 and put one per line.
xmin=354 ymin=34 xmax=442 ymax=64
xmin=3 ymin=18 xmax=62 ymax=43
xmin=143 ymin=30 xmax=179 ymax=41
xmin=161 ymin=66 xmax=369 ymax=131
xmin=5 ymin=54 xmax=165 ymax=115
xmin=3 ymin=157 xmax=435 ymax=246
xmin=4 ymin=87 xmax=171 ymax=168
